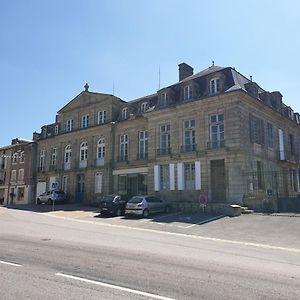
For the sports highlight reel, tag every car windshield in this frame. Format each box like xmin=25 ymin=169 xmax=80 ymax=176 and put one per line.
xmin=128 ymin=196 xmax=143 ymax=204
xmin=102 ymin=196 xmax=115 ymax=202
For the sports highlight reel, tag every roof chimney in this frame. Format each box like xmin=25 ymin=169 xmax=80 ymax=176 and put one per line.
xmin=178 ymin=63 xmax=193 ymax=81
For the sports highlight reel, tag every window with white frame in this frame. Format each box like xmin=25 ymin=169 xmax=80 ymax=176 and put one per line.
xmin=66 ymin=119 xmax=74 ymax=132
xmin=159 ymin=124 xmax=170 ymax=155
xmin=98 ymin=111 xmax=106 ymax=125
xmin=17 ymin=187 xmax=24 ymax=200
xmin=19 ymin=151 xmax=24 ymax=163
xmin=80 ymin=142 xmax=88 ymax=161
xmin=140 ymin=102 xmax=149 ymax=113
xmin=81 ymin=115 xmax=89 ymax=128
xmin=138 ymin=131 xmax=148 ymax=159
xmin=120 ymin=134 xmax=128 ymax=160
xmin=54 ymin=125 xmax=59 ymax=135
xmin=160 ymin=165 xmax=170 ymax=190
xmin=39 ymin=150 xmax=45 ymax=171
xmin=97 ymin=138 xmax=105 ymax=159
xmin=122 ymin=107 xmax=128 ymax=120
xmin=210 ymin=78 xmax=220 ymax=94
xmin=12 ymin=153 xmax=18 ymax=164
xmin=159 ymin=92 xmax=168 ymax=106
xmin=95 ymin=172 xmax=102 ymax=194
xmin=64 ymin=145 xmax=72 ymax=164
xmin=184 ymin=163 xmax=195 ymax=190
xmin=183 ymin=120 xmax=196 ymax=151
xmin=183 ymin=85 xmax=192 ymax=101
xmin=51 ymin=148 xmax=57 ymax=166
xmin=210 ymin=114 xmax=224 ymax=148
xmin=18 ymin=169 xmax=24 ymax=182
xmin=11 ymin=170 xmax=17 ymax=182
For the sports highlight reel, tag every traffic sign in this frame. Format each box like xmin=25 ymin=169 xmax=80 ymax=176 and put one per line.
xmin=199 ymin=194 xmax=208 ymax=206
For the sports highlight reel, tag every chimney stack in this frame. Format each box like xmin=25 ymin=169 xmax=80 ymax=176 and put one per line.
xmin=178 ymin=63 xmax=193 ymax=81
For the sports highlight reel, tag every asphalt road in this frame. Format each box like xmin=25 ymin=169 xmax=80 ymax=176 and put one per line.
xmin=0 ymin=207 xmax=299 ymax=299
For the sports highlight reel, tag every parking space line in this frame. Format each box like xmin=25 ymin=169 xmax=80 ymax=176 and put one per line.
xmin=0 ymin=260 xmax=22 ymax=267
xmin=153 ymin=212 xmax=181 ymax=221
xmin=56 ymin=272 xmax=176 ymax=300
xmin=185 ymin=215 xmax=225 ymax=228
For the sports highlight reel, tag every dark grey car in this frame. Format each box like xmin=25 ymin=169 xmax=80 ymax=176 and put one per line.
xmin=125 ymin=195 xmax=171 ymax=217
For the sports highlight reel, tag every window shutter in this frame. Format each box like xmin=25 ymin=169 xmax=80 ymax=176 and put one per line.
xmin=154 ymin=165 xmax=160 ymax=191
xmin=169 ymin=164 xmax=175 ymax=190
xmin=177 ymin=163 xmax=184 ymax=190
xmin=195 ymin=161 xmax=201 ymax=190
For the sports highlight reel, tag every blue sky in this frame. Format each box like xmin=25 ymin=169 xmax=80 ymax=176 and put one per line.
xmin=1 ymin=0 xmax=299 ymax=146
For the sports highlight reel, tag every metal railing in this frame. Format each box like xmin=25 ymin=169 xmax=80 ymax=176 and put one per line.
xmin=207 ymin=140 xmax=225 ymax=150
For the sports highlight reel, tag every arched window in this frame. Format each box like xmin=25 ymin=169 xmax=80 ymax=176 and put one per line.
xmin=80 ymin=142 xmax=88 ymax=161
xmin=64 ymin=145 xmax=72 ymax=163
xmin=97 ymin=138 xmax=105 ymax=159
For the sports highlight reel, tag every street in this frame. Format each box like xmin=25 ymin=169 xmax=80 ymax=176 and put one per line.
xmin=0 ymin=206 xmax=300 ymax=299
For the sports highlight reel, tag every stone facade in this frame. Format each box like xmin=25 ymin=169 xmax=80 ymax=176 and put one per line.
xmin=32 ymin=64 xmax=300 ymax=212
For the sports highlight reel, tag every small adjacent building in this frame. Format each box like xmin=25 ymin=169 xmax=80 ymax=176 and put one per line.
xmin=0 ymin=138 xmax=37 ymax=205
xmin=33 ymin=63 xmax=300 ymax=211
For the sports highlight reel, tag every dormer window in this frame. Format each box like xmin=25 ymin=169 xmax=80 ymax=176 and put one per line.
xmin=141 ymin=102 xmax=149 ymax=113
xmin=122 ymin=107 xmax=128 ymax=120
xmin=210 ymin=78 xmax=220 ymax=94
xmin=98 ymin=111 xmax=106 ymax=125
xmin=159 ymin=93 xmax=168 ymax=107
xmin=66 ymin=119 xmax=74 ymax=132
xmin=183 ymin=85 xmax=192 ymax=101
xmin=54 ymin=125 xmax=59 ymax=135
xmin=81 ymin=115 xmax=89 ymax=128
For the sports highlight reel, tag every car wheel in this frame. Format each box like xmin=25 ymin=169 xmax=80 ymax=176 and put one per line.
xmin=116 ymin=208 xmax=122 ymax=217
xmin=37 ymin=199 xmax=41 ymax=205
xmin=143 ymin=209 xmax=149 ymax=218
xmin=165 ymin=205 xmax=171 ymax=213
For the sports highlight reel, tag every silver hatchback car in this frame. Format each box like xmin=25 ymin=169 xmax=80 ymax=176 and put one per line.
xmin=125 ymin=195 xmax=171 ymax=217
xmin=37 ymin=190 xmax=67 ymax=204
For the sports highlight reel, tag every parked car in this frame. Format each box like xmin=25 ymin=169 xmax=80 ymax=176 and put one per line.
xmin=125 ymin=195 xmax=171 ymax=217
xmin=36 ymin=190 xmax=67 ymax=204
xmin=99 ymin=194 xmax=129 ymax=216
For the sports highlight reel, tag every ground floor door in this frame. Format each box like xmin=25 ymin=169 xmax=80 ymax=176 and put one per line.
xmin=76 ymin=174 xmax=85 ymax=202
xmin=211 ymin=159 xmax=226 ymax=203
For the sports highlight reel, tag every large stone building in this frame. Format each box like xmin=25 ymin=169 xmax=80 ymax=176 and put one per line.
xmin=0 ymin=138 xmax=37 ymax=205
xmin=33 ymin=63 xmax=300 ymax=211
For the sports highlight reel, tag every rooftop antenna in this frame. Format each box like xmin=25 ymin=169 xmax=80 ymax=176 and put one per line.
xmin=158 ymin=65 xmax=161 ymax=90
xmin=212 ymin=60 xmax=215 ymax=66
xmin=250 ymin=75 xmax=253 ymax=82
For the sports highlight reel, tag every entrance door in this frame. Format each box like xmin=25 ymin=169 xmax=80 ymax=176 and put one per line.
xmin=128 ymin=174 xmax=138 ymax=197
xmin=211 ymin=159 xmax=226 ymax=203
xmin=76 ymin=174 xmax=85 ymax=202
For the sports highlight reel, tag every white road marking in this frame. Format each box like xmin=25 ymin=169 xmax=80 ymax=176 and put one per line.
xmin=0 ymin=260 xmax=22 ymax=267
xmin=56 ymin=272 xmax=176 ymax=300
xmin=185 ymin=215 xmax=225 ymax=228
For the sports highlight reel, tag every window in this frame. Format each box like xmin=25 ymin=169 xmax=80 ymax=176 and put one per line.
xmin=54 ymin=125 xmax=59 ymax=135
xmin=159 ymin=124 xmax=170 ymax=155
xmin=210 ymin=78 xmax=220 ymax=94
xmin=159 ymin=93 xmax=168 ymax=107
xmin=183 ymin=120 xmax=196 ymax=152
xmin=18 ymin=169 xmax=24 ymax=182
xmin=160 ymin=165 xmax=170 ymax=190
xmin=64 ymin=145 xmax=72 ymax=170
xmin=138 ymin=131 xmax=148 ymax=159
xmin=120 ymin=134 xmax=128 ymax=161
xmin=11 ymin=170 xmax=17 ymax=182
xmin=209 ymin=114 xmax=224 ymax=148
xmin=39 ymin=150 xmax=45 ymax=171
xmin=51 ymin=148 xmax=57 ymax=166
xmin=290 ymin=169 xmax=298 ymax=192
xmin=80 ymin=142 xmax=88 ymax=161
xmin=97 ymin=138 xmax=105 ymax=159
xmin=249 ymin=115 xmax=264 ymax=145
xmin=278 ymin=129 xmax=285 ymax=160
xmin=66 ymin=119 xmax=73 ymax=132
xmin=12 ymin=153 xmax=18 ymax=164
xmin=257 ymin=161 xmax=264 ymax=189
xmin=17 ymin=187 xmax=24 ymax=200
xmin=98 ymin=111 xmax=106 ymax=125
xmin=122 ymin=107 xmax=128 ymax=120
xmin=184 ymin=163 xmax=195 ymax=190
xmin=267 ymin=123 xmax=273 ymax=148
xmin=183 ymin=85 xmax=192 ymax=101
xmin=289 ymin=134 xmax=295 ymax=156
xmin=141 ymin=102 xmax=149 ymax=113
xmin=19 ymin=151 xmax=24 ymax=163
xmin=95 ymin=172 xmax=102 ymax=194
xmin=81 ymin=115 xmax=89 ymax=128
xmin=61 ymin=175 xmax=68 ymax=193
